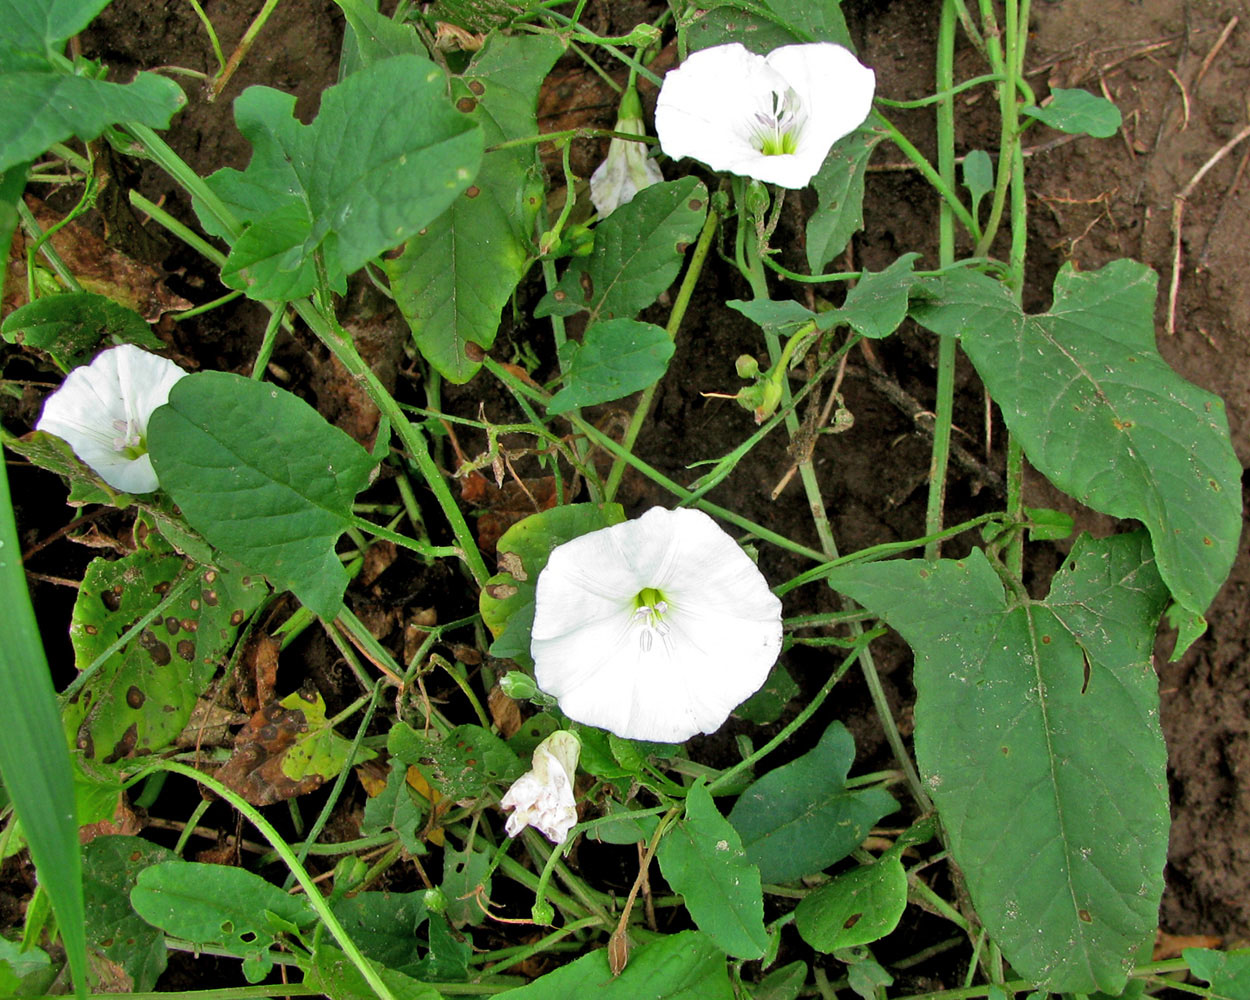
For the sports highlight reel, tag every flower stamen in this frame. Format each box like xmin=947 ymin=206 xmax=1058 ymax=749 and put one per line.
xmin=750 ymin=87 xmax=804 ymax=157
xmin=632 ymin=587 xmax=671 ymax=651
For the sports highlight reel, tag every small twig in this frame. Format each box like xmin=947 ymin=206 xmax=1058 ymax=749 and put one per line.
xmin=1194 ymin=15 xmax=1239 ymax=90
xmin=1165 ymin=69 xmax=1190 ymax=130
xmin=1167 ymin=123 xmax=1250 ymax=334
xmin=1198 ymin=143 xmax=1250 ymax=271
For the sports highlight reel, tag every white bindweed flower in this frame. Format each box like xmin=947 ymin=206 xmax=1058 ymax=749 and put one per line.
xmin=531 ymin=507 xmax=783 ymax=743
xmin=501 ymin=730 xmax=581 ymax=845
xmin=589 ymin=85 xmax=665 ymax=217
xmin=654 ymin=42 xmax=875 ymax=189
xmin=35 ymin=343 xmax=188 ymax=493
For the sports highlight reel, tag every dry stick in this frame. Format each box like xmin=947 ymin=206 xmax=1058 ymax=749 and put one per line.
xmin=1165 ymin=68 xmax=1191 ymax=130
xmin=1197 ymin=143 xmax=1250 ymax=271
xmin=1194 ymin=15 xmax=1239 ymax=90
xmin=1166 ymin=123 xmax=1250 ymax=335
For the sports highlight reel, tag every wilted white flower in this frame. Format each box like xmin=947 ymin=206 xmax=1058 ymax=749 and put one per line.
xmin=531 ymin=507 xmax=783 ymax=743
xmin=590 ymin=85 xmax=664 ymax=217
xmin=654 ymin=42 xmax=875 ymax=189
xmin=35 ymin=343 xmax=188 ymax=493
xmin=501 ymin=730 xmax=581 ymax=845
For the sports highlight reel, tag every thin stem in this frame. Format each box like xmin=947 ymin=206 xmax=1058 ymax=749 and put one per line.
xmin=924 ymin=0 xmax=960 ymax=560
xmin=210 ymin=0 xmax=282 ymax=101
xmin=129 ymin=190 xmax=227 ymax=268
xmin=604 ymin=206 xmax=720 ymax=501
xmin=873 ymin=111 xmax=981 ymax=242
xmin=877 ymin=73 xmax=1004 ymax=108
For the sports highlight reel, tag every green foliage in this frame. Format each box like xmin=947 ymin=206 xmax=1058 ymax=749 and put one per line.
xmin=130 ymin=860 xmax=316 ymax=982
xmin=806 ymin=130 xmax=881 ymax=272
xmin=495 ymin=930 xmax=732 ymax=998
xmin=728 ymin=722 xmax=898 ymax=884
xmin=794 ymin=851 xmax=907 ymax=952
xmin=65 ymin=535 xmax=266 ymax=761
xmin=962 ymin=149 xmax=994 ymax=220
xmin=1185 ymin=948 xmax=1250 ymax=1000
xmin=201 ymin=55 xmax=483 ymax=300
xmin=0 ymin=0 xmax=184 ymax=172
xmin=148 ymin=371 xmax=375 ymax=619
xmin=479 ymin=502 xmax=625 ymax=668
xmin=683 ymin=0 xmax=854 ymax=53
xmin=912 ymin=260 xmax=1242 ymax=617
xmin=833 ymin=252 xmax=922 ymax=339
xmin=827 ymin=532 xmax=1171 ymax=994
xmin=0 ymin=292 xmax=163 ymax=370
xmin=306 ymin=943 xmax=442 ymax=1000
xmin=0 ymin=938 xmax=55 ymax=996
xmin=656 ymin=783 xmax=767 ymax=959
xmin=440 ymin=845 xmax=493 ymax=927
xmin=1023 ymin=88 xmax=1122 ymax=138
xmin=388 ymin=34 xmax=563 ymax=383
xmin=389 ymin=722 xmax=523 ymax=801
xmin=733 ymin=662 xmax=799 ymax=725
xmin=0 ymin=455 xmax=87 ymax=998
xmin=548 ymin=319 xmax=675 ymax=414
xmin=329 ymin=892 xmax=430 ymax=975
xmin=361 ymin=760 xmax=427 ymax=854
xmin=82 ymin=836 xmax=175 ymax=992
xmin=276 ymin=689 xmax=375 ymax=783
xmin=536 ymin=178 xmax=708 ymax=322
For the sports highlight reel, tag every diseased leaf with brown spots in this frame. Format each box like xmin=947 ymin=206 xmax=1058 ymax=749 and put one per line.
xmin=388 ymin=722 xmax=523 ymax=803
xmin=65 ymin=532 xmax=267 ymax=763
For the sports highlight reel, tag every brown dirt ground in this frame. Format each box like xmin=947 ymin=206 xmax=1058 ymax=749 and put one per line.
xmin=3 ymin=0 xmax=1249 ymax=979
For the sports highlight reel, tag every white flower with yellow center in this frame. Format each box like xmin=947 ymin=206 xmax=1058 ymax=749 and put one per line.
xmin=35 ymin=344 xmax=188 ymax=493
xmin=531 ymin=507 xmax=783 ymax=743
xmin=654 ymin=41 xmax=876 ymax=189
xmin=501 ymin=730 xmax=581 ymax=845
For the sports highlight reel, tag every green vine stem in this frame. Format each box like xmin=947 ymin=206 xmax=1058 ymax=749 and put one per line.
xmin=604 ymin=205 xmax=721 ymax=501
xmin=923 ymin=0 xmax=960 ymax=560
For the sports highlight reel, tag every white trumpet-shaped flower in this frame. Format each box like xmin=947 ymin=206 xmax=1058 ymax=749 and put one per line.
xmin=35 ymin=343 xmax=188 ymax=493
xmin=589 ymin=85 xmax=665 ymax=217
xmin=531 ymin=507 xmax=783 ymax=743
xmin=654 ymin=42 xmax=876 ymax=189
xmin=501 ymin=730 xmax=581 ymax=845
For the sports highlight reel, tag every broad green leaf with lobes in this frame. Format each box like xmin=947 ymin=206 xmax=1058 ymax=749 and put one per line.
xmin=728 ymin=720 xmax=897 ymax=884
xmin=827 ymin=532 xmax=1171 ymax=993
xmin=0 ymin=72 xmax=185 ymax=173
xmin=65 ymin=536 xmax=266 ymax=761
xmin=1 ymin=291 xmax=163 ymax=370
xmin=834 ymin=252 xmax=921 ymax=339
xmin=210 ymin=55 xmax=482 ymax=300
xmin=0 ymin=0 xmax=111 ymax=53
xmin=536 ymin=178 xmax=708 ymax=322
xmin=388 ymin=34 xmax=563 ymax=383
xmin=495 ymin=929 xmax=732 ymax=999
xmin=148 ymin=372 xmax=374 ymax=619
xmin=548 ymin=319 xmax=675 ymax=414
xmin=656 ymin=783 xmax=767 ymax=959
xmin=911 ymin=260 xmax=1241 ymax=616
xmin=1184 ymin=948 xmax=1250 ymax=1000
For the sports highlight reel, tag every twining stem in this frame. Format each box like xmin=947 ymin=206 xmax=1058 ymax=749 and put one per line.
xmin=604 ymin=205 xmax=720 ymax=501
xmin=923 ymin=0 xmax=960 ymax=560
xmin=873 ymin=111 xmax=982 ymax=243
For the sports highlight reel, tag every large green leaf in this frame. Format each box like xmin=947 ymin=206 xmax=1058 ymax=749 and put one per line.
xmin=0 ymin=72 xmax=185 ymax=173
xmin=548 ymin=319 xmax=675 ymax=414
xmin=131 ymin=860 xmax=315 ymax=982
xmin=806 ymin=129 xmax=881 ymax=271
xmin=330 ymin=892 xmax=429 ymax=975
xmin=0 ymin=447 xmax=87 ymax=997
xmin=827 ymin=532 xmax=1171 ymax=993
xmin=684 ymin=0 xmax=853 ymax=54
xmin=305 ymin=944 xmax=441 ymax=1000
xmin=478 ymin=502 xmax=625 ymax=668
xmin=82 ymin=836 xmax=176 ymax=992
xmin=206 ymin=55 xmax=482 ymax=300
xmin=64 ymin=535 xmax=266 ymax=761
xmin=0 ymin=0 xmax=110 ymax=55
xmin=1 ymin=291 xmax=163 ymax=370
xmin=535 ymin=178 xmax=708 ymax=323
xmin=388 ymin=34 xmax=563 ymax=383
xmin=495 ymin=930 xmax=732 ymax=999
xmin=656 ymin=783 xmax=767 ymax=959
xmin=147 ymin=372 xmax=374 ymax=619
xmin=911 ymin=260 xmax=1241 ymax=616
xmin=727 ymin=721 xmax=897 ymax=884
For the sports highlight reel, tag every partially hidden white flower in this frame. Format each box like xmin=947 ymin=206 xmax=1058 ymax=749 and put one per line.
xmin=531 ymin=507 xmax=783 ymax=743
xmin=35 ymin=343 xmax=188 ymax=493
xmin=590 ymin=85 xmax=665 ymax=217
xmin=501 ymin=730 xmax=581 ymax=845
xmin=654 ymin=42 xmax=875 ymax=189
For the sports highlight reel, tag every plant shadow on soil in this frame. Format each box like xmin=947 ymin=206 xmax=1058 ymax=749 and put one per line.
xmin=3 ymin=0 xmax=1249 ymax=990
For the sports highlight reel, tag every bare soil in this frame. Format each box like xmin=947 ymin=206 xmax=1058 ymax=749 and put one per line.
xmin=4 ymin=0 xmax=1249 ymax=983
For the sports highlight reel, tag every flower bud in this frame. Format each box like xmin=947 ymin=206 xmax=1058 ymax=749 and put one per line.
xmin=499 ymin=671 xmax=539 ymax=700
xmin=589 ymin=86 xmax=664 ymax=217
xmin=500 ymin=730 xmax=581 ymax=844
xmin=735 ymin=354 xmax=760 ymax=378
